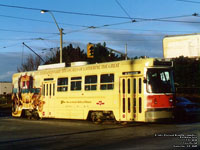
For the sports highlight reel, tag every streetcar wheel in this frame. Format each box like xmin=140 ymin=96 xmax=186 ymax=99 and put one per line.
xmin=91 ymin=114 xmax=97 ymax=122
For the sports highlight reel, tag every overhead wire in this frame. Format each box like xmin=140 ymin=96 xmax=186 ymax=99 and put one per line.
xmin=0 ymin=28 xmax=57 ymax=34
xmin=0 ymin=3 xmax=197 ymax=22
xmin=97 ymin=27 xmax=197 ymax=33
xmin=1 ymin=3 xmax=200 ymax=51
xmin=115 ymin=0 xmax=133 ymax=21
xmin=0 ymin=3 xmax=136 ymax=20
xmin=0 ymin=34 xmax=60 ymax=50
xmin=0 ymin=14 xmax=88 ymax=27
xmin=95 ymin=21 xmax=133 ymax=29
xmin=142 ymin=18 xmax=200 ymax=24
xmin=148 ymin=14 xmax=193 ymax=20
xmin=176 ymin=0 xmax=200 ymax=4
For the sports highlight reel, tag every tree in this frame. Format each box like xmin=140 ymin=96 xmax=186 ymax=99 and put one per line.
xmin=173 ymin=57 xmax=200 ymax=87
xmin=45 ymin=43 xmax=123 ymax=65
xmin=87 ymin=42 xmax=122 ymax=64
xmin=17 ymin=43 xmax=123 ymax=72
xmin=173 ymin=56 xmax=200 ymax=97
xmin=45 ymin=44 xmax=87 ymax=66
xmin=17 ymin=54 xmax=42 ymax=72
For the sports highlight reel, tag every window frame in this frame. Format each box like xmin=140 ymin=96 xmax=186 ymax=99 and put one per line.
xmin=85 ymin=75 xmax=98 ymax=91
xmin=100 ymin=73 xmax=114 ymax=90
xmin=71 ymin=76 xmax=82 ymax=91
xmin=57 ymin=77 xmax=68 ymax=92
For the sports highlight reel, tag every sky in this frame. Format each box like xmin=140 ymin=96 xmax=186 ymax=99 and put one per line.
xmin=0 ymin=0 xmax=200 ymax=81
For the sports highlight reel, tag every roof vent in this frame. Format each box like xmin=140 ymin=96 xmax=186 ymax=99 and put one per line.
xmin=71 ymin=61 xmax=88 ymax=67
xmin=38 ymin=63 xmax=65 ymax=70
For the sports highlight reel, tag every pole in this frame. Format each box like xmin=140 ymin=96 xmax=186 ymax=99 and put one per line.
xmin=41 ymin=10 xmax=63 ymax=63
xmin=60 ymin=28 xmax=63 ymax=63
xmin=22 ymin=42 xmax=45 ymax=63
xmin=49 ymin=11 xmax=63 ymax=63
xmin=125 ymin=43 xmax=127 ymax=60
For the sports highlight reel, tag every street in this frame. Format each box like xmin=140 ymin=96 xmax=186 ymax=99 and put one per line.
xmin=0 ymin=116 xmax=199 ymax=150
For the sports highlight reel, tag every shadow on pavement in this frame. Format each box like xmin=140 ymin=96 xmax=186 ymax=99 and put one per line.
xmin=0 ymin=108 xmax=11 ymax=117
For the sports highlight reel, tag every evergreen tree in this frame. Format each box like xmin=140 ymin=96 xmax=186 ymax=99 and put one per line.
xmin=45 ymin=44 xmax=87 ymax=66
xmin=17 ymin=43 xmax=122 ymax=72
xmin=87 ymin=43 xmax=122 ymax=64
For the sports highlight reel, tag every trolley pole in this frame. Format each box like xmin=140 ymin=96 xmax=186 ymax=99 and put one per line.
xmin=22 ymin=42 xmax=45 ymax=63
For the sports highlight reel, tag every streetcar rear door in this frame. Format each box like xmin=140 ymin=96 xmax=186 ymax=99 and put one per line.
xmin=42 ymin=80 xmax=56 ymax=118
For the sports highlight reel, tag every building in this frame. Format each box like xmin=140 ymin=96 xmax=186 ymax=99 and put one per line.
xmin=0 ymin=82 xmax=12 ymax=95
xmin=163 ymin=33 xmax=200 ymax=58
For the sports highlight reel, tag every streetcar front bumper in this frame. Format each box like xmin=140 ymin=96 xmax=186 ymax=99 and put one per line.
xmin=145 ymin=108 xmax=174 ymax=122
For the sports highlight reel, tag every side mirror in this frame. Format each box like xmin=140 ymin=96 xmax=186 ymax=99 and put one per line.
xmin=143 ymin=79 xmax=147 ymax=83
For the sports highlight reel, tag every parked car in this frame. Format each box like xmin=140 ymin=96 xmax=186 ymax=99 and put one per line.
xmin=174 ymin=97 xmax=200 ymax=121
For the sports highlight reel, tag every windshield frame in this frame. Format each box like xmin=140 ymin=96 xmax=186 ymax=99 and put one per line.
xmin=146 ymin=67 xmax=175 ymax=94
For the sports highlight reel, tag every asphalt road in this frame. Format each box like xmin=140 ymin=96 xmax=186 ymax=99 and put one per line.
xmin=0 ymin=116 xmax=199 ymax=150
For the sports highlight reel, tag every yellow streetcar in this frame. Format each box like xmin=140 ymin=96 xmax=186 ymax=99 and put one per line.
xmin=12 ymin=58 xmax=175 ymax=122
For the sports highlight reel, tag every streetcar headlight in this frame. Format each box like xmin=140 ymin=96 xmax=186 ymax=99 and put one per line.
xmin=169 ymin=98 xmax=173 ymax=103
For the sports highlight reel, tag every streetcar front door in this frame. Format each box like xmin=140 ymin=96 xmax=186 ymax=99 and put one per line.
xmin=42 ymin=81 xmax=56 ymax=118
xmin=119 ymin=77 xmax=144 ymax=121
xmin=120 ymin=77 xmax=133 ymax=121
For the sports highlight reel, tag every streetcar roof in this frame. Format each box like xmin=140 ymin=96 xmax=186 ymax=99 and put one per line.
xmin=13 ymin=58 xmax=172 ymax=77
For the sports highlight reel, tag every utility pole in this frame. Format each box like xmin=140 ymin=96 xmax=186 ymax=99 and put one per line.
xmin=41 ymin=10 xmax=63 ymax=63
xmin=125 ymin=43 xmax=128 ymax=60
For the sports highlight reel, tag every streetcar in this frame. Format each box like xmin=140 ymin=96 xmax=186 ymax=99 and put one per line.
xmin=12 ymin=58 xmax=175 ymax=122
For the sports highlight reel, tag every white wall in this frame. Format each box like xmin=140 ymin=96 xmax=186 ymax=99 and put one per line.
xmin=0 ymin=82 xmax=12 ymax=95
xmin=163 ymin=34 xmax=200 ymax=58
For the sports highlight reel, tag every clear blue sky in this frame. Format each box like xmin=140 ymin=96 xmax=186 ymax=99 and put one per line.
xmin=0 ymin=0 xmax=200 ymax=81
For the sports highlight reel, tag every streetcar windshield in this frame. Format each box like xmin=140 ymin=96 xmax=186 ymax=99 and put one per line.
xmin=146 ymin=68 xmax=175 ymax=93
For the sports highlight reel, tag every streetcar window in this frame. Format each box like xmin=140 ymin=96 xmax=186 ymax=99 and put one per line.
xmin=100 ymin=74 xmax=114 ymax=90
xmin=139 ymin=97 xmax=142 ymax=113
xmin=122 ymin=71 xmax=140 ymax=75
xmin=57 ymin=78 xmax=68 ymax=92
xmin=46 ymin=84 xmax=48 ymax=96
xmin=22 ymin=81 xmax=26 ymax=88
xmin=50 ymin=84 xmax=52 ymax=96
xmin=134 ymin=98 xmax=136 ymax=113
xmin=123 ymin=79 xmax=125 ymax=93
xmin=146 ymin=69 xmax=175 ymax=93
xmin=31 ymin=88 xmax=40 ymax=94
xmin=71 ymin=77 xmax=82 ymax=91
xmin=13 ymin=88 xmax=17 ymax=93
xmin=43 ymin=84 xmax=45 ymax=96
xmin=139 ymin=78 xmax=142 ymax=94
xmin=128 ymin=79 xmax=130 ymax=94
xmin=123 ymin=98 xmax=125 ymax=113
xmin=128 ymin=98 xmax=130 ymax=113
xmin=133 ymin=79 xmax=136 ymax=94
xmin=85 ymin=75 xmax=97 ymax=91
xmin=53 ymin=84 xmax=55 ymax=96
xmin=44 ymin=78 xmax=53 ymax=81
